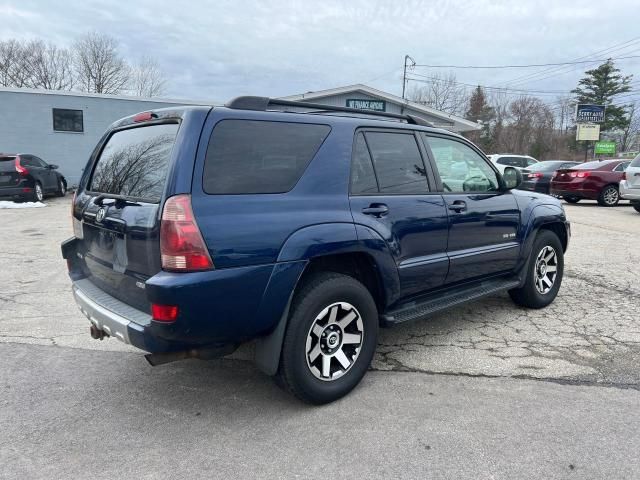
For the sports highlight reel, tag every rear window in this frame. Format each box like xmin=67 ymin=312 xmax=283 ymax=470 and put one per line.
xmin=629 ymin=154 xmax=640 ymax=168
xmin=89 ymin=123 xmax=179 ymax=202
xmin=203 ymin=120 xmax=330 ymax=194
xmin=529 ymin=161 xmax=569 ymax=172
xmin=574 ymin=161 xmax=612 ymax=170
xmin=0 ymin=156 xmax=16 ymax=172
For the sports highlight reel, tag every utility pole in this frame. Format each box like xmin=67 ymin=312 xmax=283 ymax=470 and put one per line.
xmin=402 ymin=55 xmax=416 ymax=100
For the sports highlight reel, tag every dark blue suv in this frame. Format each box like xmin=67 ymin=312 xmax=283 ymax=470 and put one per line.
xmin=62 ymin=97 xmax=570 ymax=404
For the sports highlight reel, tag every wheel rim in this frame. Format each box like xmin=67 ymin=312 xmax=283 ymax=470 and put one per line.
xmin=60 ymin=180 xmax=66 ymax=195
xmin=603 ymin=187 xmax=618 ymax=205
xmin=534 ymin=246 xmax=558 ymax=294
xmin=306 ymin=302 xmax=364 ymax=382
xmin=35 ymin=184 xmax=43 ymax=201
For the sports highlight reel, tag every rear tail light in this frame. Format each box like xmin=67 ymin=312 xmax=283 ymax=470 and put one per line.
xmin=569 ymin=171 xmax=590 ymax=178
xmin=160 ymin=194 xmax=213 ymax=271
xmin=527 ymin=172 xmax=543 ymax=179
xmin=151 ymin=303 xmax=179 ymax=322
xmin=15 ymin=158 xmax=28 ymax=175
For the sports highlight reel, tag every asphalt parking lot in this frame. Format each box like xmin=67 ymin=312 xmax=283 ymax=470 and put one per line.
xmin=1 ymin=196 xmax=640 ymax=479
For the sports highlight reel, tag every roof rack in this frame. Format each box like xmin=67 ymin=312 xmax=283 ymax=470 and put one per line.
xmin=225 ymin=96 xmax=434 ymax=127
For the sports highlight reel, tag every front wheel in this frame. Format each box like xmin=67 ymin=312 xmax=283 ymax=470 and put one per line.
xmin=509 ymin=230 xmax=564 ymax=309
xmin=275 ymin=272 xmax=378 ymax=404
xmin=598 ymin=185 xmax=619 ymax=207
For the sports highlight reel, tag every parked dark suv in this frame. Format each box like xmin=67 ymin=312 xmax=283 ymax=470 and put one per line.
xmin=62 ymin=98 xmax=570 ymax=404
xmin=0 ymin=153 xmax=67 ymax=202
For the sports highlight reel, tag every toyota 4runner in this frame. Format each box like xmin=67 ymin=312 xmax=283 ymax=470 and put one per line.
xmin=62 ymin=97 xmax=570 ymax=404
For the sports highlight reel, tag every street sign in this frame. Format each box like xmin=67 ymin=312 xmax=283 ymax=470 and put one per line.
xmin=594 ymin=141 xmax=616 ymax=155
xmin=576 ymin=104 xmax=606 ymax=123
xmin=576 ymin=123 xmax=600 ymax=141
xmin=346 ymin=99 xmax=386 ymax=111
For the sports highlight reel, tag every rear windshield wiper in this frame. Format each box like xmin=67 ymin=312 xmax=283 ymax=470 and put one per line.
xmin=94 ymin=194 xmax=141 ymax=208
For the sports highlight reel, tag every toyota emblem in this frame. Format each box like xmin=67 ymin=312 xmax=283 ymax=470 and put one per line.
xmin=95 ymin=207 xmax=107 ymax=223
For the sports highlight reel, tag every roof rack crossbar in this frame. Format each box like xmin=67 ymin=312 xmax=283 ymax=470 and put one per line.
xmin=225 ymin=96 xmax=434 ymax=127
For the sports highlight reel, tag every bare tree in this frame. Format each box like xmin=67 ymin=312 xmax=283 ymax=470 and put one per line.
xmin=72 ymin=32 xmax=130 ymax=94
xmin=25 ymin=40 xmax=74 ymax=90
xmin=620 ymin=102 xmax=640 ymax=152
xmin=408 ymin=72 xmax=469 ymax=116
xmin=0 ymin=39 xmax=33 ymax=87
xmin=130 ymin=56 xmax=167 ymax=97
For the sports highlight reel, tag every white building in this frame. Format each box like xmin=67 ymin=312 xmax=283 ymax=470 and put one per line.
xmin=0 ymin=84 xmax=479 ymax=186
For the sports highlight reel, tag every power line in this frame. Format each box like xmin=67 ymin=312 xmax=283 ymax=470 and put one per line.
xmin=412 ymin=54 xmax=640 ymax=70
xmin=498 ymin=37 xmax=640 ymax=88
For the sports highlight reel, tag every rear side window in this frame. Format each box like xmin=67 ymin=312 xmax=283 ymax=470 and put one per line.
xmin=89 ymin=123 xmax=179 ymax=203
xmin=497 ymin=157 xmax=521 ymax=167
xmin=203 ymin=120 xmax=330 ymax=194
xmin=350 ymin=133 xmax=378 ymax=194
xmin=0 ymin=156 xmax=16 ymax=172
xmin=364 ymin=132 xmax=428 ymax=194
xmin=614 ymin=161 xmax=630 ymax=172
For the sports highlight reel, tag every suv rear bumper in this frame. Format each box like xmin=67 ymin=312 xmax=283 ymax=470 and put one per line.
xmin=72 ymin=277 xmax=175 ymax=352
xmin=620 ymin=180 xmax=640 ymax=201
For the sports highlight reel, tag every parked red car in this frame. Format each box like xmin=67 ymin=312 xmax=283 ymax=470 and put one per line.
xmin=550 ymin=159 xmax=631 ymax=206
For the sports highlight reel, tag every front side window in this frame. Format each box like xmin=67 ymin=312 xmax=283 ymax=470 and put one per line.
xmin=364 ymin=132 xmax=428 ymax=194
xmin=53 ymin=109 xmax=84 ymax=133
xmin=89 ymin=123 xmax=179 ymax=202
xmin=203 ymin=120 xmax=330 ymax=194
xmin=424 ymin=135 xmax=499 ymax=193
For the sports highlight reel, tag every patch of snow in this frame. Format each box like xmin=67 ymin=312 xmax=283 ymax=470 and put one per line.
xmin=0 ymin=201 xmax=47 ymax=209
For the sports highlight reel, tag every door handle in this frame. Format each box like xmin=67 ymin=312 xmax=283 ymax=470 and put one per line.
xmin=362 ymin=203 xmax=389 ymax=217
xmin=448 ymin=200 xmax=467 ymax=212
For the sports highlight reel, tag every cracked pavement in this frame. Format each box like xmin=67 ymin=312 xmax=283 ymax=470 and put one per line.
xmin=0 ymin=197 xmax=639 ymax=387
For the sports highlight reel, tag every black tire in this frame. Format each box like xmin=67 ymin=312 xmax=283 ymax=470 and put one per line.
xmin=31 ymin=182 xmax=44 ymax=202
xmin=634 ymin=204 xmax=640 ymax=214
xmin=564 ymin=196 xmax=580 ymax=204
xmin=275 ymin=272 xmax=378 ymax=404
xmin=55 ymin=177 xmax=66 ymax=197
xmin=509 ymin=230 xmax=564 ymax=309
xmin=597 ymin=185 xmax=619 ymax=207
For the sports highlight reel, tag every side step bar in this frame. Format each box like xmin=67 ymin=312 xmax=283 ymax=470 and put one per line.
xmin=380 ymin=277 xmax=521 ymax=327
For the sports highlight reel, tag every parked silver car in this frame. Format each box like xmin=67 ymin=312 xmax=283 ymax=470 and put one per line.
xmin=620 ymin=154 xmax=640 ymax=213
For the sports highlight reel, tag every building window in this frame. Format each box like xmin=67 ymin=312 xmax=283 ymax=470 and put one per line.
xmin=52 ymin=108 xmax=84 ymax=133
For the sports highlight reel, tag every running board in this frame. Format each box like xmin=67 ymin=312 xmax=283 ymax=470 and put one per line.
xmin=380 ymin=277 xmax=521 ymax=327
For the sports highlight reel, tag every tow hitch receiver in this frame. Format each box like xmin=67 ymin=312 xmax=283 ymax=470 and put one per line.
xmin=89 ymin=325 xmax=108 ymax=340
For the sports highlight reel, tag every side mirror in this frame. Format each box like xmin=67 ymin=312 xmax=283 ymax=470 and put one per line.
xmin=502 ymin=166 xmax=522 ymax=190
xmin=48 ymin=164 xmax=59 ymax=169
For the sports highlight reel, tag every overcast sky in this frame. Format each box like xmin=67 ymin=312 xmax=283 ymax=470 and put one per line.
xmin=1 ymin=0 xmax=639 ymax=104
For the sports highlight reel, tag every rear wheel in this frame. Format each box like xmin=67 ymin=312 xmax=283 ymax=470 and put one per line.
xmin=564 ymin=196 xmax=580 ymax=204
xmin=598 ymin=185 xmax=619 ymax=207
xmin=633 ymin=204 xmax=640 ymax=214
xmin=275 ymin=272 xmax=378 ymax=404
xmin=509 ymin=230 xmax=564 ymax=309
xmin=32 ymin=182 xmax=44 ymax=202
xmin=55 ymin=178 xmax=66 ymax=197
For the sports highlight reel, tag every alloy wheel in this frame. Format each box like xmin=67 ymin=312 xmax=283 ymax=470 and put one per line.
xmin=59 ymin=180 xmax=66 ymax=195
xmin=603 ymin=187 xmax=618 ymax=206
xmin=35 ymin=184 xmax=43 ymax=202
xmin=305 ymin=302 xmax=364 ymax=381
xmin=534 ymin=246 xmax=558 ymax=294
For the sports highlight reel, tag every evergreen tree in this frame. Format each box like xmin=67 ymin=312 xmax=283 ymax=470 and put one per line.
xmin=465 ymin=86 xmax=495 ymax=149
xmin=572 ymin=59 xmax=632 ymax=132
